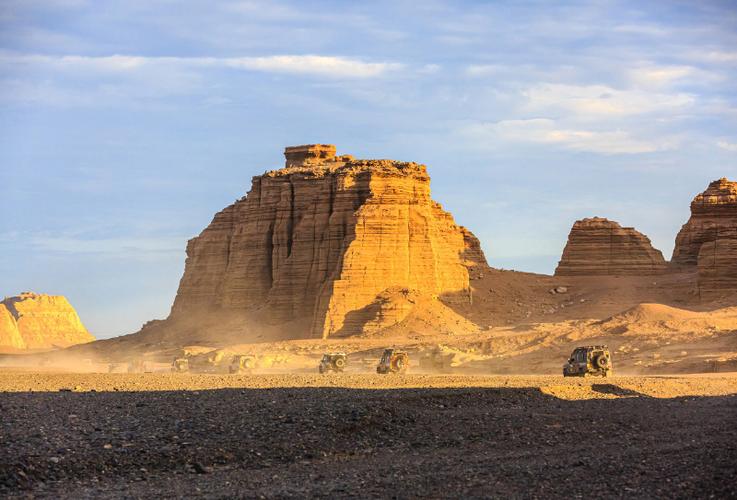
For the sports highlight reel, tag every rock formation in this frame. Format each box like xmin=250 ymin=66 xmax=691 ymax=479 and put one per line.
xmin=672 ymin=178 xmax=737 ymax=265
xmin=555 ymin=217 xmax=667 ymax=276
xmin=697 ymin=239 xmax=737 ymax=298
xmin=0 ymin=292 xmax=94 ymax=349
xmin=169 ymin=144 xmax=487 ymax=339
xmin=670 ymin=178 xmax=737 ymax=298
xmin=0 ymin=304 xmax=25 ymax=349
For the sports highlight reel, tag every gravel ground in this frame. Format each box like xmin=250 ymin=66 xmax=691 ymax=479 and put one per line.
xmin=1 ymin=374 xmax=736 ymax=498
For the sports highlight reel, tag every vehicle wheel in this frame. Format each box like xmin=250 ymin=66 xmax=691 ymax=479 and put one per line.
xmin=595 ymin=355 xmax=609 ymax=369
xmin=334 ymin=357 xmax=346 ymax=369
xmin=391 ymin=357 xmax=405 ymax=373
xmin=319 ymin=365 xmax=325 ymax=374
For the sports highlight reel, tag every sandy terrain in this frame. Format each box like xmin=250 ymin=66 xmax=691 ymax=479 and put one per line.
xmin=1 ymin=373 xmax=735 ymax=498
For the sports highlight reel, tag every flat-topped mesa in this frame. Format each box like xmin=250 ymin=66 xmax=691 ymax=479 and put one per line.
xmin=170 ymin=144 xmax=487 ymax=340
xmin=555 ymin=217 xmax=667 ymax=276
xmin=672 ymin=177 xmax=737 ymax=266
xmin=0 ymin=292 xmax=94 ymax=349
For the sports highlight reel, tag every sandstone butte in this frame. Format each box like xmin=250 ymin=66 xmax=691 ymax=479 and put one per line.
xmin=169 ymin=144 xmax=487 ymax=340
xmin=0 ymin=292 xmax=94 ymax=350
xmin=554 ymin=217 xmax=667 ymax=276
xmin=672 ymin=178 xmax=737 ymax=297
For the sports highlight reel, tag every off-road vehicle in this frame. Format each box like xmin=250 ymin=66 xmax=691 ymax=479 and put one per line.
xmin=563 ymin=345 xmax=612 ymax=377
xmin=171 ymin=357 xmax=189 ymax=373
xmin=376 ymin=349 xmax=409 ymax=374
xmin=318 ymin=353 xmax=347 ymax=374
xmin=229 ymin=355 xmax=256 ymax=374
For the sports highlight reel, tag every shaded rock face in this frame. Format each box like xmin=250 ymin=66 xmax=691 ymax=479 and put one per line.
xmin=697 ymin=239 xmax=737 ymax=298
xmin=555 ymin=217 xmax=667 ymax=276
xmin=171 ymin=145 xmax=487 ymax=339
xmin=672 ymin=178 xmax=737 ymax=266
xmin=0 ymin=292 xmax=94 ymax=349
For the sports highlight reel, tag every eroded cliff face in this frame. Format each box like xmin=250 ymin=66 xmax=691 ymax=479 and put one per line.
xmin=672 ymin=178 xmax=737 ymax=266
xmin=0 ymin=292 xmax=94 ymax=349
xmin=697 ymin=239 xmax=737 ymax=298
xmin=170 ymin=145 xmax=487 ymax=339
xmin=671 ymin=178 xmax=737 ymax=298
xmin=0 ymin=304 xmax=25 ymax=349
xmin=555 ymin=217 xmax=667 ymax=276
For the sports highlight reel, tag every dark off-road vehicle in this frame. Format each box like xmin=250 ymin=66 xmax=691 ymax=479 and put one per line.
xmin=319 ymin=353 xmax=347 ymax=373
xmin=229 ymin=355 xmax=256 ymax=374
xmin=377 ymin=349 xmax=409 ymax=374
xmin=563 ymin=345 xmax=612 ymax=377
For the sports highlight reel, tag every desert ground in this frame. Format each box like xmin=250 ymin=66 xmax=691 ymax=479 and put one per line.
xmin=0 ymin=372 xmax=736 ymax=498
xmin=2 ymin=271 xmax=736 ymax=498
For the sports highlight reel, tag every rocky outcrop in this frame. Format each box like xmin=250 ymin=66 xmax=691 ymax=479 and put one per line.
xmin=0 ymin=304 xmax=25 ymax=349
xmin=671 ymin=178 xmax=737 ymax=299
xmin=697 ymin=239 xmax=737 ymax=298
xmin=0 ymin=292 xmax=94 ymax=349
xmin=555 ymin=217 xmax=667 ymax=276
xmin=672 ymin=178 xmax=737 ymax=266
xmin=170 ymin=144 xmax=487 ymax=339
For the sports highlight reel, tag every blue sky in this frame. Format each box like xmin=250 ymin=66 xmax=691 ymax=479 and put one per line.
xmin=1 ymin=0 xmax=736 ymax=339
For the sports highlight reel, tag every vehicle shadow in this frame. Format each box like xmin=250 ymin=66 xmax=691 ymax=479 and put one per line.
xmin=590 ymin=383 xmax=652 ymax=398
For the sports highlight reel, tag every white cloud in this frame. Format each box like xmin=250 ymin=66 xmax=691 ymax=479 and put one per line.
xmin=717 ymin=140 xmax=737 ymax=152
xmin=0 ymin=52 xmax=402 ymax=79
xmin=523 ymin=83 xmax=694 ymax=118
xmin=219 ymin=55 xmax=401 ymax=78
xmin=462 ymin=118 xmax=673 ymax=154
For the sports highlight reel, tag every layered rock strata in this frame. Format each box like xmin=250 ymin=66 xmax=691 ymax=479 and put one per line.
xmin=671 ymin=178 xmax=737 ymax=298
xmin=672 ymin=178 xmax=737 ymax=265
xmin=697 ymin=239 xmax=737 ymax=298
xmin=555 ymin=217 xmax=667 ymax=276
xmin=0 ymin=292 xmax=94 ymax=349
xmin=171 ymin=145 xmax=487 ymax=339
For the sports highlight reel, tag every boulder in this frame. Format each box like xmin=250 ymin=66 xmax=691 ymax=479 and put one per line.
xmin=555 ymin=217 xmax=667 ymax=276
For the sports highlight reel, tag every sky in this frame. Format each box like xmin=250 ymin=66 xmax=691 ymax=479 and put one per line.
xmin=1 ymin=0 xmax=736 ymax=339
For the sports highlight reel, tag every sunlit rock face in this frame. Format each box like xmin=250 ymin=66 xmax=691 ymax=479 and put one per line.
xmin=672 ymin=178 xmax=737 ymax=266
xmin=170 ymin=145 xmax=487 ymax=339
xmin=0 ymin=292 xmax=94 ymax=349
xmin=554 ymin=217 xmax=667 ymax=276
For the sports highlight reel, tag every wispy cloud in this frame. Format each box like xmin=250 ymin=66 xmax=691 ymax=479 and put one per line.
xmin=717 ymin=140 xmax=737 ymax=152
xmin=522 ymin=83 xmax=694 ymax=118
xmin=462 ymin=118 xmax=674 ymax=154
xmin=0 ymin=52 xmax=403 ymax=78
xmin=0 ymin=230 xmax=185 ymax=259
